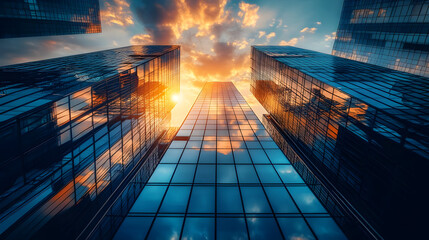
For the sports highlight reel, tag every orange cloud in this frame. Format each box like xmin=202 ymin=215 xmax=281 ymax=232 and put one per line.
xmin=279 ymin=36 xmax=304 ymax=46
xmin=266 ymin=32 xmax=276 ymax=40
xmin=258 ymin=31 xmax=266 ymax=38
xmin=130 ymin=34 xmax=153 ymax=45
xmin=238 ymin=2 xmax=260 ymax=27
xmin=300 ymin=27 xmax=317 ymax=33
xmin=324 ymin=32 xmax=337 ymax=41
xmin=101 ymin=0 xmax=134 ymax=27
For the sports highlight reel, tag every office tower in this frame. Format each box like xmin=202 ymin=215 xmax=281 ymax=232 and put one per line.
xmin=332 ymin=0 xmax=429 ymax=77
xmin=113 ymin=82 xmax=347 ymax=240
xmin=0 ymin=0 xmax=101 ymax=38
xmin=251 ymin=46 xmax=429 ymax=239
xmin=0 ymin=45 xmax=180 ymax=239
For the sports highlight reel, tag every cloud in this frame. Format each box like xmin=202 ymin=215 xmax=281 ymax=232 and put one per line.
xmin=316 ymin=21 xmax=322 ymax=25
xmin=266 ymin=32 xmax=276 ymax=40
xmin=279 ymin=36 xmax=304 ymax=46
xmin=232 ymin=39 xmax=249 ymax=50
xmin=324 ymin=32 xmax=337 ymax=41
xmin=300 ymin=27 xmax=317 ymax=33
xmin=101 ymin=0 xmax=134 ymax=26
xmin=258 ymin=31 xmax=266 ymax=38
xmin=130 ymin=0 xmax=229 ymax=43
xmin=130 ymin=34 xmax=153 ymax=45
xmin=238 ymin=2 xmax=260 ymax=27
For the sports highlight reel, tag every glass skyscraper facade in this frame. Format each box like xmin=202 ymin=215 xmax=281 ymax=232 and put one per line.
xmin=0 ymin=0 xmax=101 ymax=38
xmin=113 ymin=82 xmax=347 ymax=240
xmin=251 ymin=46 xmax=429 ymax=239
xmin=332 ymin=0 xmax=429 ymax=77
xmin=0 ymin=45 xmax=180 ymax=239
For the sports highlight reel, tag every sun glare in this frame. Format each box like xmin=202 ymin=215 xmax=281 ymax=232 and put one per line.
xmin=172 ymin=93 xmax=180 ymax=103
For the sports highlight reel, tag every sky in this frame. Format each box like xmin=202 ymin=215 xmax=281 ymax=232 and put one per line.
xmin=0 ymin=0 xmax=344 ymax=126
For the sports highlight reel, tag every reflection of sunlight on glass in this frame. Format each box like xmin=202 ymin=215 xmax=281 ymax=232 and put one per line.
xmin=172 ymin=93 xmax=180 ymax=103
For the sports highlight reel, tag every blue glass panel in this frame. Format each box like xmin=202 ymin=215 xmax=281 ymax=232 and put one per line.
xmin=247 ymin=217 xmax=283 ymax=239
xmin=188 ymin=186 xmax=215 ymax=213
xmin=216 ymin=218 xmax=248 ymax=240
xmin=171 ymin=164 xmax=196 ymax=183
xmin=159 ymin=186 xmax=191 ymax=213
xmin=306 ymin=218 xmax=347 ymax=240
xmin=255 ymin=165 xmax=282 ymax=183
xmin=146 ymin=217 xmax=184 ymax=240
xmin=265 ymin=149 xmax=290 ymax=164
xmin=130 ymin=186 xmax=167 ymax=213
xmin=277 ymin=218 xmax=315 ymax=240
xmin=264 ymin=187 xmax=299 ymax=213
xmin=199 ymin=149 xmax=216 ymax=163
xmin=148 ymin=164 xmax=176 ymax=183
xmin=217 ymin=150 xmax=233 ymax=163
xmin=217 ymin=186 xmax=243 ymax=213
xmin=241 ymin=186 xmax=272 ymax=213
xmin=113 ymin=217 xmax=153 ymax=240
xmin=161 ymin=149 xmax=183 ymax=163
xmin=288 ymin=186 xmax=327 ymax=213
xmin=248 ymin=149 xmax=270 ymax=164
xmin=186 ymin=140 xmax=202 ymax=149
xmin=169 ymin=140 xmax=187 ymax=148
xmin=181 ymin=217 xmax=215 ymax=240
xmin=236 ymin=165 xmax=259 ymax=183
xmin=260 ymin=141 xmax=279 ymax=149
xmin=233 ymin=149 xmax=252 ymax=163
xmin=217 ymin=165 xmax=237 ymax=183
xmin=274 ymin=165 xmax=305 ymax=184
xmin=194 ymin=165 xmax=215 ymax=183
xmin=180 ymin=149 xmax=200 ymax=163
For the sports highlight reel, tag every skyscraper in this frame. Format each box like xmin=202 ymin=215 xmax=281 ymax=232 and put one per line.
xmin=0 ymin=0 xmax=101 ymax=38
xmin=0 ymin=45 xmax=180 ymax=239
xmin=332 ymin=0 xmax=429 ymax=77
xmin=251 ymin=46 xmax=429 ymax=239
xmin=113 ymin=82 xmax=347 ymax=240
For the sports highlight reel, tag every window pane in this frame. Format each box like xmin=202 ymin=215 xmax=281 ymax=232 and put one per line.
xmin=274 ymin=165 xmax=305 ymax=184
xmin=159 ymin=186 xmax=191 ymax=213
xmin=199 ymin=149 xmax=216 ymax=163
xmin=247 ymin=217 xmax=283 ymax=239
xmin=233 ymin=149 xmax=252 ymax=164
xmin=255 ymin=165 xmax=282 ymax=183
xmin=264 ymin=187 xmax=299 ymax=213
xmin=277 ymin=217 xmax=315 ymax=240
xmin=217 ymin=165 xmax=237 ymax=183
xmin=194 ymin=165 xmax=215 ymax=183
xmin=241 ymin=186 xmax=272 ymax=213
xmin=248 ymin=149 xmax=270 ymax=164
xmin=161 ymin=149 xmax=183 ymax=163
xmin=216 ymin=218 xmax=248 ymax=240
xmin=306 ymin=218 xmax=347 ymax=240
xmin=171 ymin=164 xmax=196 ymax=183
xmin=288 ymin=186 xmax=327 ymax=213
xmin=148 ymin=164 xmax=176 ymax=183
xmin=180 ymin=149 xmax=200 ymax=163
xmin=188 ymin=186 xmax=215 ymax=213
xmin=217 ymin=150 xmax=233 ymax=163
xmin=130 ymin=186 xmax=167 ymax=213
xmin=236 ymin=165 xmax=259 ymax=183
xmin=114 ymin=217 xmax=153 ymax=240
xmin=266 ymin=149 xmax=290 ymax=164
xmin=146 ymin=217 xmax=183 ymax=240
xmin=217 ymin=186 xmax=243 ymax=213
xmin=181 ymin=217 xmax=215 ymax=240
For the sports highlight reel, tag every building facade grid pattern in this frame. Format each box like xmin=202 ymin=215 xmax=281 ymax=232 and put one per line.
xmin=0 ymin=46 xmax=180 ymax=239
xmin=0 ymin=0 xmax=101 ymax=38
xmin=114 ymin=82 xmax=347 ymax=240
xmin=332 ymin=0 xmax=429 ymax=77
xmin=251 ymin=45 xmax=429 ymax=239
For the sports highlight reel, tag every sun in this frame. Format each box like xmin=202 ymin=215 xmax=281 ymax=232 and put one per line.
xmin=172 ymin=93 xmax=180 ymax=103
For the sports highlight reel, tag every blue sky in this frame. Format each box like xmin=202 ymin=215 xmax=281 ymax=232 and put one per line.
xmin=0 ymin=0 xmax=344 ymax=125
